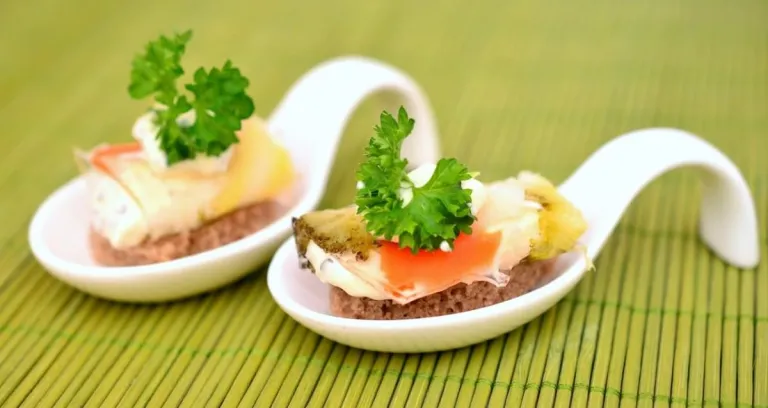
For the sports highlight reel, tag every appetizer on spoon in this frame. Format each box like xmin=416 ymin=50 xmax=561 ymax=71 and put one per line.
xmin=268 ymin=114 xmax=759 ymax=353
xmin=292 ymin=106 xmax=590 ymax=319
xmin=75 ymin=30 xmax=296 ymax=266
xmin=28 ymin=31 xmax=442 ymax=302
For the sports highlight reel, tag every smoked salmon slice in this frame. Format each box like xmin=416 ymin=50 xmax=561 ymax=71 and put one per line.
xmin=378 ymin=228 xmax=507 ymax=300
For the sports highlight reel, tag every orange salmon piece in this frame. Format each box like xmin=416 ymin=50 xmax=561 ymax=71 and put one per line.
xmin=379 ymin=229 xmax=503 ymax=293
xmin=90 ymin=142 xmax=142 ymax=175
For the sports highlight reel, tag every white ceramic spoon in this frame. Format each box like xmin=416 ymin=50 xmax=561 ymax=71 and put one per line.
xmin=267 ymin=128 xmax=760 ymax=353
xmin=28 ymin=56 xmax=441 ymax=302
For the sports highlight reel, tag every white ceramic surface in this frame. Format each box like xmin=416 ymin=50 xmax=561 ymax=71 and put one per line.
xmin=267 ymin=128 xmax=760 ymax=353
xmin=28 ymin=56 xmax=441 ymax=302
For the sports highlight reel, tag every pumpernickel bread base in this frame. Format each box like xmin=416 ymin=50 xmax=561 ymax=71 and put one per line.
xmin=90 ymin=200 xmax=286 ymax=266
xmin=329 ymin=258 xmax=556 ymax=320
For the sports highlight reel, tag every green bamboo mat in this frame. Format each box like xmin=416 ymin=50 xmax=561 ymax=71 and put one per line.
xmin=1 ymin=0 xmax=766 ymax=406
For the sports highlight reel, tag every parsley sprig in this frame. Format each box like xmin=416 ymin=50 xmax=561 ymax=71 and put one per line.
xmin=128 ymin=30 xmax=255 ymax=165
xmin=354 ymin=106 xmax=476 ymax=253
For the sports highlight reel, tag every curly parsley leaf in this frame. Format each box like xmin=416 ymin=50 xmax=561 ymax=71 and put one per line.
xmin=128 ymin=30 xmax=255 ymax=165
xmin=128 ymin=30 xmax=191 ymax=104
xmin=154 ymin=96 xmax=194 ymax=165
xmin=354 ymin=106 xmax=476 ymax=253
xmin=183 ymin=61 xmax=255 ymax=158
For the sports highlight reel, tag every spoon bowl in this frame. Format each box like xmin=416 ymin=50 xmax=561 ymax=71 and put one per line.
xmin=267 ymin=128 xmax=760 ymax=353
xmin=28 ymin=56 xmax=442 ymax=302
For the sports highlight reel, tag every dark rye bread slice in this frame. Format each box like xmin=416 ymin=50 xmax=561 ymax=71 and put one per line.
xmin=330 ymin=258 xmax=556 ymax=320
xmin=90 ymin=200 xmax=286 ymax=266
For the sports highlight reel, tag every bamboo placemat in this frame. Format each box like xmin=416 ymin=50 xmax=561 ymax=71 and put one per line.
xmin=1 ymin=0 xmax=766 ymax=406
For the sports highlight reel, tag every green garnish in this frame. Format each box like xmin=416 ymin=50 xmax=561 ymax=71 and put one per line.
xmin=128 ymin=29 xmax=255 ymax=165
xmin=354 ymin=106 xmax=476 ymax=253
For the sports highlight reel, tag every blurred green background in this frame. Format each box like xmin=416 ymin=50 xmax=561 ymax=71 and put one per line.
xmin=0 ymin=0 xmax=766 ymax=406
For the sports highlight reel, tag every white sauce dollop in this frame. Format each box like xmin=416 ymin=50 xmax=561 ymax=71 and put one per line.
xmin=131 ymin=110 xmax=234 ymax=175
xmin=397 ymin=162 xmax=487 ymax=215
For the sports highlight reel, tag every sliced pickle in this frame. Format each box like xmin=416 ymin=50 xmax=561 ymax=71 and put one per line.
xmin=292 ymin=206 xmax=377 ymax=262
xmin=519 ymin=172 xmax=588 ymax=260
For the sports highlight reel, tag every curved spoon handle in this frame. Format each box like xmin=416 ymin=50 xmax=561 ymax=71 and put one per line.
xmin=267 ymin=56 xmax=440 ymax=205
xmin=559 ymin=128 xmax=760 ymax=269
